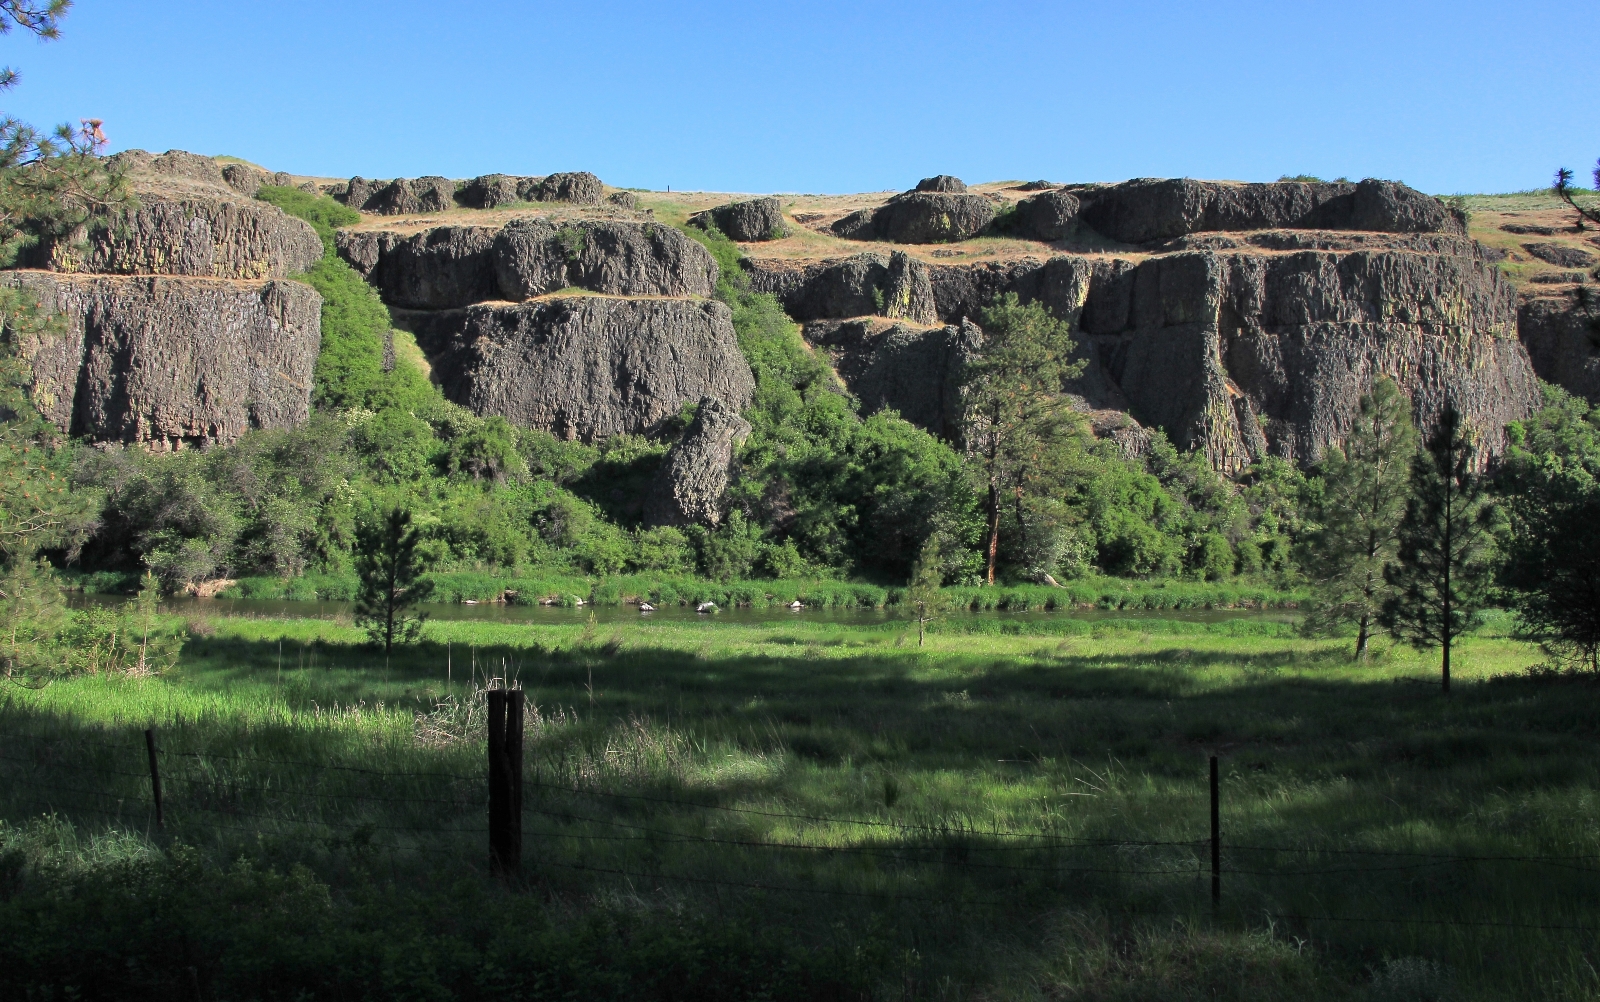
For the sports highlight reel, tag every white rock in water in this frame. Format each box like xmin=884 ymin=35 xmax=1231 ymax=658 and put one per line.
xmin=639 ymin=602 xmax=655 ymax=612
xmin=696 ymin=601 xmax=717 ymax=614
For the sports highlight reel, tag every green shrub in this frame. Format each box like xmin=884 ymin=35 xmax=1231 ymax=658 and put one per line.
xmin=253 ymin=185 xmax=360 ymax=250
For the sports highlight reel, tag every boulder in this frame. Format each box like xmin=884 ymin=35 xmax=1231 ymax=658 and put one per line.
xmin=834 ymin=191 xmax=996 ymax=244
xmin=1518 ymin=291 xmax=1600 ymax=403
xmin=1012 ymin=189 xmax=1081 ymax=241
xmin=3 ymin=271 xmax=321 ymax=448
xmin=1013 ymin=180 xmax=1057 ymax=192
xmin=688 ymin=197 xmax=787 ymax=241
xmin=881 ymin=251 xmax=937 ymax=325
xmin=643 ymin=396 xmax=751 ymax=528
xmin=1522 ymin=242 xmax=1597 ymax=269
xmin=607 ymin=191 xmax=640 ymax=210
xmin=535 ymin=171 xmax=604 ymax=205
xmin=492 ymin=219 xmax=718 ymax=300
xmin=218 ymin=162 xmax=296 ymax=197
xmin=829 ymin=207 xmax=879 ymax=241
xmin=1074 ymin=177 xmax=1465 ymax=245
xmin=398 ymin=296 xmax=754 ymax=441
xmin=916 ymin=175 xmax=967 ymax=193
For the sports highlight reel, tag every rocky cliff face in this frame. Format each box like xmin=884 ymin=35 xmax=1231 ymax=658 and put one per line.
xmin=336 ymin=219 xmax=718 ymax=309
xmin=46 ymin=150 xmax=323 ymax=280
xmin=751 ymin=227 xmax=1537 ymax=467
xmin=804 ymin=318 xmax=980 ymax=440
xmin=1518 ymin=289 xmax=1600 ymax=403
xmin=397 ymin=296 xmax=753 ymax=442
xmin=5 ymin=271 xmax=321 ymax=448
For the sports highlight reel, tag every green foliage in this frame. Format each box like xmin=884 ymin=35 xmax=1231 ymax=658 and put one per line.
xmin=1300 ymin=377 xmax=1417 ymax=656
xmin=253 ymin=185 xmax=359 ymax=250
xmin=1380 ymin=406 xmax=1495 ymax=691
xmin=1193 ymin=532 xmax=1234 ymax=581
xmin=0 ymin=553 xmax=63 ymax=677
xmin=353 ymin=507 xmax=432 ymax=654
xmin=257 ymin=184 xmax=432 ymax=413
xmin=1498 ymin=388 xmax=1600 ymax=671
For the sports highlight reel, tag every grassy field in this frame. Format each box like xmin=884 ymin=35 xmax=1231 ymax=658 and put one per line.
xmin=3 ymin=607 xmax=1598 ymax=999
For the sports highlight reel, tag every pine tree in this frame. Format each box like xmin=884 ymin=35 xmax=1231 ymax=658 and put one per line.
xmin=0 ymin=1 xmax=127 ymax=268
xmin=1379 ymin=406 xmax=1494 ymax=694
xmin=354 ymin=508 xmax=432 ymax=657
xmin=905 ymin=535 xmax=945 ymax=648
xmin=962 ymin=294 xmax=1085 ymax=585
xmin=1301 ymin=378 xmax=1417 ymax=658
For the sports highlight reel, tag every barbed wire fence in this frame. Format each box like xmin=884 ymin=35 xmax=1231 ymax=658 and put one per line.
xmin=3 ymin=694 xmax=1598 ymax=935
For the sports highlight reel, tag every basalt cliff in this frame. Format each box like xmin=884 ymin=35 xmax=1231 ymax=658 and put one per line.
xmin=7 ymin=152 xmax=1591 ymax=491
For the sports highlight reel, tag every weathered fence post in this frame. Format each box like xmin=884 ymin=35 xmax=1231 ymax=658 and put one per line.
xmin=145 ymin=727 xmax=163 ymax=829
xmin=488 ymin=688 xmax=523 ymax=876
xmin=1209 ymin=755 xmax=1220 ymax=909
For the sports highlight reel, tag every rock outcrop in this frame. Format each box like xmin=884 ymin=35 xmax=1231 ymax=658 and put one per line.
xmin=745 ymin=253 xmax=889 ymax=321
xmin=336 ymin=220 xmax=718 ymax=308
xmin=916 ymin=175 xmax=968 ymax=193
xmin=833 ymin=190 xmax=996 ymax=244
xmin=457 ymin=174 xmax=524 ymax=210
xmin=494 ymin=219 xmax=716 ymax=300
xmin=48 ymin=150 xmax=323 ymax=280
xmin=1072 ymin=178 xmax=1466 ymax=245
xmin=761 ymin=231 xmax=1537 ymax=467
xmin=366 ymin=226 xmax=500 ymax=310
xmin=881 ymin=252 xmax=937 ymax=325
xmin=4 ymin=271 xmax=321 ymax=448
xmin=535 ymin=171 xmax=604 ymax=205
xmin=1518 ymin=290 xmax=1600 ymax=403
xmin=1522 ymin=242 xmax=1596 ymax=269
xmin=397 ymin=296 xmax=753 ymax=441
xmin=805 ymin=318 xmax=980 ymax=439
xmin=1079 ymin=245 xmax=1536 ymax=469
xmin=643 ymin=396 xmax=751 ymax=527
xmin=1012 ymin=189 xmax=1081 ymax=242
xmin=689 ymin=197 xmax=787 ymax=241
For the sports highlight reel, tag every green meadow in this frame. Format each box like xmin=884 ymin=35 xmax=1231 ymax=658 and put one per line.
xmin=3 ymin=605 xmax=1597 ymax=1000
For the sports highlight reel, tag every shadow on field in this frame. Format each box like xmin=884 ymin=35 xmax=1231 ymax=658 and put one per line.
xmin=8 ymin=629 xmax=1600 ymax=998
xmin=172 ymin=632 xmax=1600 ymax=778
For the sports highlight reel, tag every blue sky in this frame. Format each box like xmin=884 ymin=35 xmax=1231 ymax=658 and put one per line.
xmin=2 ymin=0 xmax=1593 ymax=195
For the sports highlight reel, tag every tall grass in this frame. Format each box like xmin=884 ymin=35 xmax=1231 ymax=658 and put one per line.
xmin=3 ymin=607 xmax=1593 ymax=998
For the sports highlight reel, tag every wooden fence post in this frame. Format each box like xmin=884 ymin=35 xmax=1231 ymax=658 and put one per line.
xmin=488 ymin=689 xmax=523 ymax=876
xmin=1209 ymin=755 xmax=1220 ymax=909
xmin=145 ymin=727 xmax=163 ymax=829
